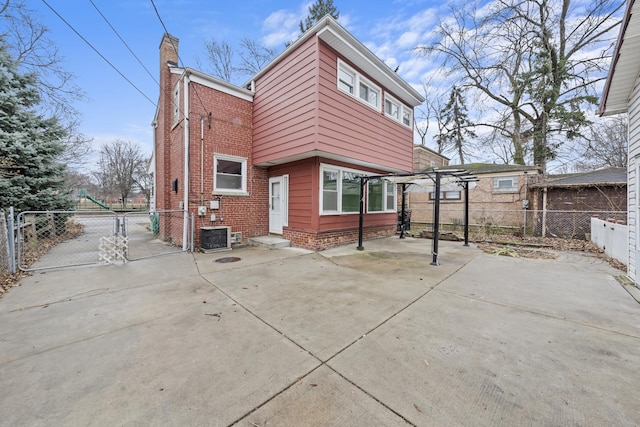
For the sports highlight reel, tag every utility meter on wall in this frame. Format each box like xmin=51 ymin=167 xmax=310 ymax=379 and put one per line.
xmin=522 ymin=200 xmax=530 ymax=209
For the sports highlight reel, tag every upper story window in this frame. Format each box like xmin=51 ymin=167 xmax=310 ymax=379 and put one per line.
xmin=385 ymin=93 xmax=413 ymax=128
xmin=493 ymin=176 xmax=519 ymax=194
xmin=337 ymin=59 xmax=380 ymax=110
xmin=172 ymin=83 xmax=180 ymax=126
xmin=214 ymin=154 xmax=247 ymax=194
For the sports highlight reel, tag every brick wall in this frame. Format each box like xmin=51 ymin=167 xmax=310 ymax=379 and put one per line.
xmin=155 ymin=34 xmax=267 ymax=249
xmin=285 ymin=224 xmax=396 ymax=250
xmin=407 ymin=172 xmax=530 ymax=227
xmin=413 ymin=145 xmax=449 ymax=171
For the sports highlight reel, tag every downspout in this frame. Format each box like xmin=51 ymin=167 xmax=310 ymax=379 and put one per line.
xmin=182 ymin=72 xmax=190 ymax=250
xmin=200 ymin=115 xmax=204 ymax=195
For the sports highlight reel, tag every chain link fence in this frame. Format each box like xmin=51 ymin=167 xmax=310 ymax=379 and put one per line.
xmin=407 ymin=207 xmax=627 ymax=241
xmin=123 ymin=210 xmax=192 ymax=260
xmin=1 ymin=210 xmax=13 ymax=286
xmin=0 ymin=210 xmax=193 ymax=272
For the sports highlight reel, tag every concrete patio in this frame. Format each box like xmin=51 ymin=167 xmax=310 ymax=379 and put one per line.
xmin=0 ymin=237 xmax=638 ymax=426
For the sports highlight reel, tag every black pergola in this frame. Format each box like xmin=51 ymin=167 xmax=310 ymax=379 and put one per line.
xmin=356 ymin=169 xmax=479 ymax=265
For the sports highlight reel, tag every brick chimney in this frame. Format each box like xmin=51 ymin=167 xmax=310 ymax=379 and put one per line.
xmin=155 ymin=33 xmax=180 ymax=213
xmin=160 ymin=33 xmax=179 ymax=70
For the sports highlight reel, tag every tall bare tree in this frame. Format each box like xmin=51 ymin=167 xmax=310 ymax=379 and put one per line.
xmin=576 ymin=116 xmax=628 ymax=170
xmin=417 ymin=0 xmax=623 ymax=171
xmin=0 ymin=0 xmax=91 ymax=166
xmin=415 ymin=78 xmax=448 ymax=151
xmin=0 ymin=0 xmax=91 ymax=167
xmin=94 ymin=140 xmax=147 ymax=208
xmin=198 ymin=38 xmax=234 ymax=82
xmin=198 ymin=37 xmax=278 ymax=84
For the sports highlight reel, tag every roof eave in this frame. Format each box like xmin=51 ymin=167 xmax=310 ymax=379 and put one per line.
xmin=599 ymin=0 xmax=638 ymax=116
xmin=245 ymin=16 xmax=425 ymax=107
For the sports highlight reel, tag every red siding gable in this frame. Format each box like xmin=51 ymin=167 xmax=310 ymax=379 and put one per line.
xmin=252 ymin=36 xmax=413 ymax=173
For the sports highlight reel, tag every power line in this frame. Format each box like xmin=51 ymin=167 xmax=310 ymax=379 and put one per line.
xmin=42 ymin=0 xmax=156 ymax=107
xmin=150 ymin=0 xmax=210 ymax=114
xmin=89 ymin=0 xmax=159 ymax=87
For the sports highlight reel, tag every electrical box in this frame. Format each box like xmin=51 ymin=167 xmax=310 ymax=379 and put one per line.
xmin=197 ymin=205 xmax=207 ymax=216
xmin=210 ymin=200 xmax=219 ymax=209
xmin=210 ymin=213 xmax=216 ymax=222
xmin=522 ymin=200 xmax=530 ymax=209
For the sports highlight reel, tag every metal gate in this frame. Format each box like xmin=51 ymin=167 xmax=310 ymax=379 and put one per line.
xmin=16 ymin=210 xmax=193 ymax=271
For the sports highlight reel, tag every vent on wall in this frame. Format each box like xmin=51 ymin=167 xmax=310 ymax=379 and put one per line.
xmin=200 ymin=226 xmax=231 ymax=251
xmin=230 ymin=232 xmax=242 ymax=244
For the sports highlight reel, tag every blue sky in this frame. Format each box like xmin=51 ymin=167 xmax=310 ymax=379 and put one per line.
xmin=28 ymin=0 xmax=443 ymax=165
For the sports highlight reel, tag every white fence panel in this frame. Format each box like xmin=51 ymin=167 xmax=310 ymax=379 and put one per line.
xmin=591 ymin=218 xmax=628 ymax=266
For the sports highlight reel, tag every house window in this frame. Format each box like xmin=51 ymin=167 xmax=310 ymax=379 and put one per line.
xmin=402 ymin=107 xmax=413 ymax=127
xmin=368 ymin=179 xmax=396 ymax=212
xmin=385 ymin=94 xmax=413 ymax=128
xmin=338 ymin=66 xmax=355 ymax=94
xmin=429 ymin=191 xmax=461 ymax=201
xmin=320 ymin=165 xmax=364 ymax=214
xmin=172 ymin=84 xmax=180 ymax=126
xmin=337 ymin=60 xmax=380 ymax=110
xmin=493 ymin=176 xmax=518 ymax=193
xmin=214 ymin=154 xmax=247 ymax=193
xmin=385 ymin=97 xmax=399 ymax=120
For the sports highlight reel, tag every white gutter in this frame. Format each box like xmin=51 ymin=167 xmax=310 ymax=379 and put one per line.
xmin=183 ymin=72 xmax=190 ymax=250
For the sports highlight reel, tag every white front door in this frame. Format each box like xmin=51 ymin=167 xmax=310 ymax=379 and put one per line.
xmin=269 ymin=177 xmax=283 ymax=234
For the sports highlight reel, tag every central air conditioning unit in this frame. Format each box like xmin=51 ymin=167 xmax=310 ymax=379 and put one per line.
xmin=200 ymin=226 xmax=231 ymax=251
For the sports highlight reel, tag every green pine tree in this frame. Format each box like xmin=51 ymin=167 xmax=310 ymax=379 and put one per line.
xmin=0 ymin=41 xmax=72 ymax=212
xmin=299 ymin=0 xmax=340 ymax=34
xmin=437 ymin=86 xmax=477 ymax=165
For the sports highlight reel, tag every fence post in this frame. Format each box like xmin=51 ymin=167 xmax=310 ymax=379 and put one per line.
xmin=7 ymin=207 xmax=16 ymax=274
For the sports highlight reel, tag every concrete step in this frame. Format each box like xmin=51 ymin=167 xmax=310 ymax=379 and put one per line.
xmin=248 ymin=235 xmax=291 ymax=249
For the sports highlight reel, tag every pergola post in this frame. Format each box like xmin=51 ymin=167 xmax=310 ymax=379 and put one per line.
xmin=400 ymin=183 xmax=407 ymax=239
xmin=357 ymin=176 xmax=366 ymax=250
xmin=431 ymin=172 xmax=441 ymax=266
xmin=464 ymin=181 xmax=470 ymax=246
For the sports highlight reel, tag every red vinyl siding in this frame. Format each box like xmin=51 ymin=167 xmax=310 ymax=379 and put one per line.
xmin=253 ymin=36 xmax=413 ymax=173
xmin=253 ymin=37 xmax=319 ymax=164
xmin=317 ymin=42 xmax=413 ymax=172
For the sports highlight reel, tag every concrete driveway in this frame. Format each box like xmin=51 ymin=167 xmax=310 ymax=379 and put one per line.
xmin=1 ymin=237 xmax=639 ymax=426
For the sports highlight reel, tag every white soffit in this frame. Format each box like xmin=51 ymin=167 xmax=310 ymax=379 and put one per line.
xmin=601 ymin=0 xmax=640 ymax=115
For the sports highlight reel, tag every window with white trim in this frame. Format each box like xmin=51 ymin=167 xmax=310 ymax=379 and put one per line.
xmin=368 ymin=179 xmax=396 ymax=212
xmin=402 ymin=107 xmax=413 ymax=127
xmin=214 ymin=154 xmax=247 ymax=193
xmin=493 ymin=176 xmax=518 ymax=193
xmin=384 ymin=94 xmax=413 ymax=128
xmin=429 ymin=191 xmax=461 ymax=201
xmin=337 ymin=60 xmax=380 ymax=110
xmin=172 ymin=84 xmax=180 ymax=126
xmin=321 ymin=165 xmax=363 ymax=214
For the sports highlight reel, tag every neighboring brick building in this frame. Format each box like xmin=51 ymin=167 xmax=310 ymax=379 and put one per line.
xmin=406 ymin=163 xmax=541 ymax=228
xmin=152 ymin=17 xmax=424 ymax=250
xmin=413 ymin=145 xmax=449 ymax=171
xmin=530 ymin=167 xmax=627 ymax=212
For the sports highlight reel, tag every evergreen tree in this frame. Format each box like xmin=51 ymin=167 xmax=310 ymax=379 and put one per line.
xmin=299 ymin=0 xmax=339 ymax=34
xmin=0 ymin=42 xmax=72 ymax=212
xmin=436 ymin=86 xmax=476 ymax=164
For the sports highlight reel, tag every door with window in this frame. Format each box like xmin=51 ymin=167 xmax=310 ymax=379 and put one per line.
xmin=269 ymin=176 xmax=288 ymax=234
